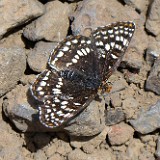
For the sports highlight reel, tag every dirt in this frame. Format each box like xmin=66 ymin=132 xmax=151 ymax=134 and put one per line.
xmin=0 ymin=0 xmax=160 ymax=160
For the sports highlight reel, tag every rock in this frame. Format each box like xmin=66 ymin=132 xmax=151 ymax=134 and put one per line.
xmin=108 ymin=122 xmax=134 ymax=145
xmin=0 ymin=130 xmax=24 ymax=160
xmin=0 ymin=47 xmax=26 ymax=97
xmin=27 ymin=41 xmax=57 ymax=72
xmin=45 ymin=141 xmax=57 ymax=157
xmin=71 ymin=0 xmax=138 ymax=36
xmin=126 ymin=139 xmax=144 ymax=160
xmin=3 ymin=85 xmax=39 ymax=132
xmin=0 ymin=0 xmax=44 ymax=39
xmin=23 ymin=1 xmax=72 ymax=42
xmin=123 ymin=0 xmax=149 ymax=13
xmin=105 ymin=109 xmax=125 ymax=126
xmin=70 ymin=126 xmax=109 ymax=153
xmin=121 ymin=97 xmax=139 ymax=119
xmin=130 ymin=100 xmax=160 ymax=134
xmin=64 ymin=97 xmax=105 ymax=136
xmin=132 ymin=25 xmax=148 ymax=54
xmin=56 ymin=142 xmax=72 ymax=156
xmin=145 ymin=47 xmax=160 ymax=66
xmin=106 ymin=77 xmax=128 ymax=108
xmin=0 ymin=30 xmax=25 ymax=48
xmin=145 ymin=59 xmax=160 ymax=95
xmin=34 ymin=150 xmax=47 ymax=160
xmin=155 ymin=137 xmax=160 ymax=158
xmin=67 ymin=149 xmax=87 ymax=160
xmin=145 ymin=36 xmax=160 ymax=65
xmin=121 ymin=48 xmax=143 ymax=72
xmin=146 ymin=0 xmax=160 ymax=36
xmin=48 ymin=154 xmax=65 ymax=160
xmin=44 ymin=139 xmax=72 ymax=158
xmin=67 ymin=148 xmax=114 ymax=160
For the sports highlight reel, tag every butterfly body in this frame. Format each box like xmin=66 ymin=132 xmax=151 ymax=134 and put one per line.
xmin=30 ymin=21 xmax=135 ymax=128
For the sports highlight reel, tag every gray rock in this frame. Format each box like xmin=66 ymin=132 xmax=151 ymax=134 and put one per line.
xmin=23 ymin=1 xmax=72 ymax=42
xmin=0 ymin=0 xmax=44 ymax=39
xmin=121 ymin=48 xmax=143 ymax=72
xmin=27 ymin=41 xmax=57 ymax=72
xmin=71 ymin=0 xmax=138 ymax=36
xmin=105 ymin=109 xmax=125 ymax=126
xmin=64 ymin=97 xmax=105 ymax=136
xmin=146 ymin=0 xmax=160 ymax=36
xmin=130 ymin=100 xmax=160 ymax=134
xmin=155 ymin=137 xmax=160 ymax=158
xmin=0 ymin=47 xmax=26 ymax=97
xmin=145 ymin=59 xmax=160 ymax=95
xmin=145 ymin=47 xmax=160 ymax=65
xmin=123 ymin=0 xmax=149 ymax=13
xmin=3 ymin=84 xmax=105 ymax=136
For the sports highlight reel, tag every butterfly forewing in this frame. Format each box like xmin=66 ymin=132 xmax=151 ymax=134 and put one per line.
xmin=48 ymin=36 xmax=99 ymax=75
xmin=92 ymin=21 xmax=135 ymax=81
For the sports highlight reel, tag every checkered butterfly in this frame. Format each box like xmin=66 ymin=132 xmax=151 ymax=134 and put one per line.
xmin=30 ymin=21 xmax=135 ymax=128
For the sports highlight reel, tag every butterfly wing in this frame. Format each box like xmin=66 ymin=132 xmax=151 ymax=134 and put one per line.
xmin=48 ymin=36 xmax=100 ymax=77
xmin=30 ymin=70 xmax=97 ymax=128
xmin=92 ymin=21 xmax=135 ymax=81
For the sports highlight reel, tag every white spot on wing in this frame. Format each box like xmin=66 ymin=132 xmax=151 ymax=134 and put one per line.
xmin=81 ymin=48 xmax=87 ymax=55
xmin=108 ymin=29 xmax=113 ymax=34
xmin=61 ymin=101 xmax=68 ymax=105
xmin=75 ymin=55 xmax=79 ymax=59
xmin=86 ymin=47 xmax=90 ymax=53
xmin=66 ymin=41 xmax=71 ymax=45
xmin=40 ymin=81 xmax=46 ymax=87
xmin=77 ymin=50 xmax=83 ymax=56
xmin=72 ymin=39 xmax=78 ymax=43
xmin=62 ymin=46 xmax=69 ymax=51
xmin=66 ymin=62 xmax=72 ymax=67
xmin=105 ymin=44 xmax=110 ymax=51
xmin=72 ymin=58 xmax=78 ymax=63
xmin=36 ymin=87 xmax=42 ymax=91
xmin=57 ymin=51 xmax=64 ymax=57
xmin=74 ymin=102 xmax=81 ymax=106
xmin=111 ymin=54 xmax=118 ymax=59
xmin=116 ymin=36 xmax=120 ymax=41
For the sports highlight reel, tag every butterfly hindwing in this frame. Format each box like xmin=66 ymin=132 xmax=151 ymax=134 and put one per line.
xmin=30 ymin=70 xmax=97 ymax=128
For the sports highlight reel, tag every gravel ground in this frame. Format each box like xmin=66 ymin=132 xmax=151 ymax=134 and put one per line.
xmin=0 ymin=0 xmax=160 ymax=160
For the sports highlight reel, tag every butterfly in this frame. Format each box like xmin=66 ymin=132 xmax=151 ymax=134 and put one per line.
xmin=30 ymin=21 xmax=135 ymax=128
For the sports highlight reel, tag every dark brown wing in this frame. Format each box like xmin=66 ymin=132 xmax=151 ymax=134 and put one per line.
xmin=30 ymin=70 xmax=97 ymax=128
xmin=91 ymin=21 xmax=135 ymax=81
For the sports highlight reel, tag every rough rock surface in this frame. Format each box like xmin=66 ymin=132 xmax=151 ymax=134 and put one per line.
xmin=146 ymin=0 xmax=160 ymax=36
xmin=71 ymin=0 xmax=139 ymax=36
xmin=0 ymin=47 xmax=26 ymax=97
xmin=108 ymin=122 xmax=134 ymax=145
xmin=0 ymin=0 xmax=44 ymax=39
xmin=145 ymin=59 xmax=160 ymax=95
xmin=23 ymin=1 xmax=72 ymax=42
xmin=27 ymin=41 xmax=57 ymax=72
xmin=130 ymin=100 xmax=160 ymax=134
